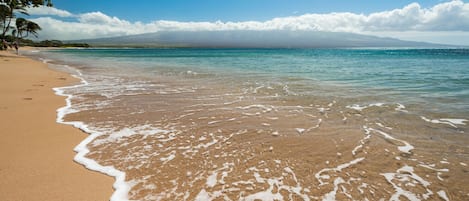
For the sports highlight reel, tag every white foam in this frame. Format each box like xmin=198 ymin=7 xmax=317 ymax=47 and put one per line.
xmin=244 ymin=188 xmax=283 ymax=201
xmin=357 ymin=183 xmax=368 ymax=194
xmin=322 ymin=177 xmax=345 ymax=201
xmin=352 ymin=128 xmax=372 ymax=156
xmin=346 ymin=103 xmax=385 ymax=111
xmin=340 ymin=111 xmax=347 ymax=121
xmin=381 ymin=165 xmax=433 ymax=201
xmin=195 ymin=189 xmax=210 ymax=201
xmin=440 ymin=118 xmax=467 ymax=125
xmin=437 ymin=172 xmax=444 ymax=181
xmin=282 ymin=84 xmax=298 ymax=96
xmin=401 ymin=166 xmax=431 ymax=187
xmin=208 ymin=120 xmax=220 ymax=125
xmin=376 ymin=122 xmax=392 ymax=130
xmin=421 ymin=116 xmax=467 ymax=128
xmin=295 ymin=128 xmax=306 ymax=134
xmin=315 ymin=157 xmax=364 ymax=186
xmin=206 ymin=172 xmax=218 ymax=188
xmin=240 ymin=165 xmax=310 ymax=201
xmin=367 ymin=127 xmax=414 ymax=154
xmin=395 ymin=103 xmax=409 ymax=112
xmin=160 ymin=151 xmax=176 ymax=164
xmin=39 ymin=57 xmax=52 ymax=63
xmin=253 ymin=172 xmax=264 ymax=183
xmin=237 ymin=105 xmax=274 ymax=116
xmin=252 ymin=85 xmax=264 ymax=94
xmin=381 ymin=172 xmax=419 ymax=201
xmin=284 ymin=167 xmax=298 ymax=183
xmin=93 ymin=125 xmax=170 ymax=145
xmin=271 ymin=131 xmax=279 ymax=136
xmin=186 ymin=70 xmax=198 ymax=75
xmin=437 ymin=190 xmax=449 ymax=201
xmin=194 ymin=134 xmax=218 ymax=149
xmin=418 ymin=164 xmax=449 ymax=172
xmin=54 ymin=70 xmax=130 ymax=201
xmin=302 ymin=119 xmax=322 ymax=133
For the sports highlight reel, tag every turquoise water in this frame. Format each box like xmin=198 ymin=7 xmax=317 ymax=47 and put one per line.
xmin=44 ymin=48 xmax=469 ymax=114
xmin=30 ymin=48 xmax=469 ymax=200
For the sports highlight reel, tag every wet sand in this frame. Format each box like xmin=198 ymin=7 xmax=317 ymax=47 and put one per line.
xmin=0 ymin=50 xmax=113 ymax=201
xmin=61 ymin=66 xmax=468 ymax=200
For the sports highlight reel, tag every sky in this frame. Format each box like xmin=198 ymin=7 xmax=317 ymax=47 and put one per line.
xmin=24 ymin=0 xmax=469 ymax=45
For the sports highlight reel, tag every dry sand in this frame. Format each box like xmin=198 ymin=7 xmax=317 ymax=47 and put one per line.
xmin=0 ymin=50 xmax=113 ymax=201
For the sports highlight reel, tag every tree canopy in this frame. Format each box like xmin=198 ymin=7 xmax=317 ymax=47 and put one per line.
xmin=1 ymin=0 xmax=52 ymax=45
xmin=0 ymin=0 xmax=53 ymax=7
xmin=13 ymin=17 xmax=41 ymax=39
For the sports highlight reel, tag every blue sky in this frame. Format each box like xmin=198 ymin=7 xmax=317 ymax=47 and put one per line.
xmin=25 ymin=0 xmax=469 ymax=45
xmin=52 ymin=0 xmax=445 ymax=22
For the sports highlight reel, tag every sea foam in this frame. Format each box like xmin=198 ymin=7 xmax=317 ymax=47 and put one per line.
xmin=53 ymin=68 xmax=130 ymax=201
xmin=421 ymin=116 xmax=468 ymax=128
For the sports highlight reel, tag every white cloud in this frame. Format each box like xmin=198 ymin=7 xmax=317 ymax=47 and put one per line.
xmin=78 ymin=11 xmax=131 ymax=26
xmin=363 ymin=1 xmax=469 ymax=31
xmin=26 ymin=6 xmax=73 ymax=17
xmin=29 ymin=1 xmax=469 ymax=45
xmin=32 ymin=17 xmax=133 ymax=40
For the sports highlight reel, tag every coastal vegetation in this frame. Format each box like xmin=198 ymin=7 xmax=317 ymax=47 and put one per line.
xmin=1 ymin=0 xmax=53 ymax=49
xmin=31 ymin=40 xmax=90 ymax=48
xmin=3 ymin=35 xmax=90 ymax=47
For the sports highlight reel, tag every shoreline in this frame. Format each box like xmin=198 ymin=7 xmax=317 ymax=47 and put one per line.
xmin=53 ymin=66 xmax=130 ymax=201
xmin=10 ymin=47 xmax=468 ymax=200
xmin=0 ymin=50 xmax=113 ymax=200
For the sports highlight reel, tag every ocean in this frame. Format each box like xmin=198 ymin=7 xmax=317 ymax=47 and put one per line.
xmin=28 ymin=48 xmax=468 ymax=200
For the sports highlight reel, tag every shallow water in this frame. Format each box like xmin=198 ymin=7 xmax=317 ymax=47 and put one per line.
xmin=28 ymin=48 xmax=468 ymax=200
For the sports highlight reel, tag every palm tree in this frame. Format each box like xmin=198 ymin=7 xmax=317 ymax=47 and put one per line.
xmin=13 ymin=18 xmax=41 ymax=39
xmin=0 ymin=4 xmax=8 ymax=28
xmin=0 ymin=4 xmax=9 ymax=50
xmin=11 ymin=17 xmax=41 ymax=53
xmin=1 ymin=0 xmax=29 ymax=41
xmin=1 ymin=0 xmax=52 ymax=41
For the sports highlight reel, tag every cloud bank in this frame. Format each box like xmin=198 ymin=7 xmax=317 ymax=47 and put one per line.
xmin=27 ymin=6 xmax=74 ymax=17
xmin=27 ymin=1 xmax=469 ymax=45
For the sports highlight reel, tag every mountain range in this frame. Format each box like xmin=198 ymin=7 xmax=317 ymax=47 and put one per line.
xmin=75 ymin=30 xmax=444 ymax=48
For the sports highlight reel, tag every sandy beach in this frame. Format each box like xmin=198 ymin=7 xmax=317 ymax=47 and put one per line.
xmin=0 ymin=50 xmax=113 ymax=201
